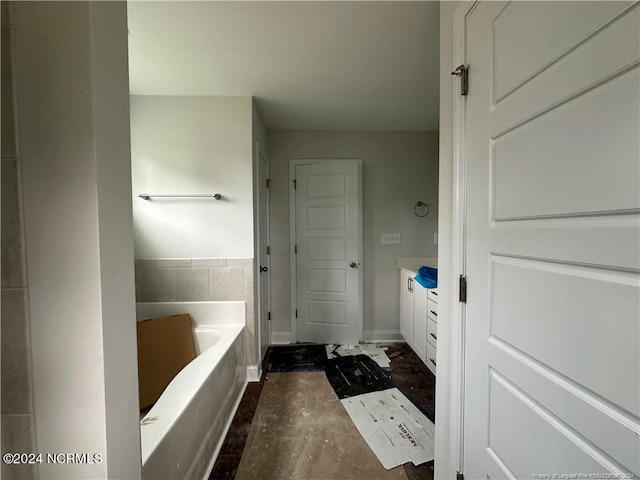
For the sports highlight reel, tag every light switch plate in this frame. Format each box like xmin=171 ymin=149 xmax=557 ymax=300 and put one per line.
xmin=381 ymin=233 xmax=401 ymax=244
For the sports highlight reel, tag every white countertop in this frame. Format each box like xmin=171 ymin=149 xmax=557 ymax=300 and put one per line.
xmin=397 ymin=256 xmax=437 ymax=274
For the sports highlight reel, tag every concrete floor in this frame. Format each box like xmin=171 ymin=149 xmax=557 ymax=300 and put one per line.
xmin=210 ymin=343 xmax=435 ymax=480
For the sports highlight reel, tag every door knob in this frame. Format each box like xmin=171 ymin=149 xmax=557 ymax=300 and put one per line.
xmin=349 ymin=261 xmax=359 ymax=268
xmin=260 ymin=266 xmax=268 ymax=273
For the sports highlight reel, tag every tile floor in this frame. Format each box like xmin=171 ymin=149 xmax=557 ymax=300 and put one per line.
xmin=209 ymin=343 xmax=435 ymax=480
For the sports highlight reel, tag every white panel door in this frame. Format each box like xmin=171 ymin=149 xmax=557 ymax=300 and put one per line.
xmin=294 ymin=160 xmax=362 ymax=344
xmin=462 ymin=2 xmax=639 ymax=479
xmin=257 ymin=147 xmax=270 ymax=363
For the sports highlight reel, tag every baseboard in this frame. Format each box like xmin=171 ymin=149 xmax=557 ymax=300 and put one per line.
xmin=271 ymin=330 xmax=291 ymax=345
xmin=363 ymin=330 xmax=404 ymax=342
xmin=201 ymin=379 xmax=248 ymax=480
xmin=247 ymin=364 xmax=262 ymax=382
xmin=270 ymin=330 xmax=402 ymax=344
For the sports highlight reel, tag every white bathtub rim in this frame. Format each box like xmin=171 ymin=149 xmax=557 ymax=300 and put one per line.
xmin=140 ymin=323 xmax=244 ymax=464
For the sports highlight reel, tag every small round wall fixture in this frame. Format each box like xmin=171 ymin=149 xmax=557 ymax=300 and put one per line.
xmin=414 ymin=201 xmax=430 ymax=218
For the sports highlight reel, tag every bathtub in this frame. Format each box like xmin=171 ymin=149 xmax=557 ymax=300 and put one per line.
xmin=136 ymin=302 xmax=247 ymax=480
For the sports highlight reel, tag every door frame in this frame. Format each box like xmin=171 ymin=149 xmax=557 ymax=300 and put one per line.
xmin=288 ymin=159 xmax=364 ymax=344
xmin=255 ymin=141 xmax=271 ymax=366
xmin=446 ymin=1 xmax=478 ymax=478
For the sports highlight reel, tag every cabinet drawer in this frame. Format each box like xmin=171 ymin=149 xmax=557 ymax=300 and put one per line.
xmin=427 ymin=299 xmax=438 ymax=321
xmin=427 ymin=288 xmax=439 ymax=302
xmin=426 ymin=343 xmax=437 ymax=375
xmin=428 ymin=318 xmax=437 ymax=347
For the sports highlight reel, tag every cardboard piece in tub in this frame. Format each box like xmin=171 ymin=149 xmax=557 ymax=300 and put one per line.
xmin=136 ymin=313 xmax=196 ymax=411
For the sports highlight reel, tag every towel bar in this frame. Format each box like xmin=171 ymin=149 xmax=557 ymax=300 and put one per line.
xmin=138 ymin=193 xmax=222 ymax=200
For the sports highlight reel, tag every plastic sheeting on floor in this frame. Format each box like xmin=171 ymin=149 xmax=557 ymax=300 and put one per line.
xmin=340 ymin=387 xmax=435 ymax=469
xmin=325 ymin=343 xmax=391 ymax=368
xmin=267 ymin=344 xmax=327 ymax=372
xmin=325 ymin=355 xmax=395 ymax=399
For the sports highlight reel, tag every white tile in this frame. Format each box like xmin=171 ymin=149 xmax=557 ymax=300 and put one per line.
xmin=210 ymin=267 xmax=245 ymax=301
xmin=175 ymin=268 xmax=209 ymax=301
xmin=192 ymin=258 xmax=227 ymax=267
xmin=138 ymin=268 xmax=176 ymax=302
xmin=1 ymin=160 xmax=26 ymax=288
xmin=1 ymin=414 xmax=37 ymax=479
xmin=227 ymin=258 xmax=251 ymax=268
xmin=1 ymin=289 xmax=32 ymax=414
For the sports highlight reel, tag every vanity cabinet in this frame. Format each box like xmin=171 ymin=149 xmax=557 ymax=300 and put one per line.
xmin=413 ymin=285 xmax=428 ymax=363
xmin=400 ymin=269 xmax=415 ymax=345
xmin=399 ymin=269 xmax=429 ymax=367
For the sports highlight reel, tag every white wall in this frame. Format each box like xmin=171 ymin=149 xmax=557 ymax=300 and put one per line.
xmin=435 ymin=2 xmax=463 ymax=479
xmin=267 ymin=130 xmax=438 ymax=341
xmin=130 ymin=96 xmax=254 ymax=259
xmin=13 ymin=2 xmax=140 ymax=478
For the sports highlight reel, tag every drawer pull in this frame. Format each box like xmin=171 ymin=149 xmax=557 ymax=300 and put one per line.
xmin=430 ymin=333 xmax=437 ymax=341
xmin=429 ymin=358 xmax=437 ymax=366
xmin=430 ymin=310 xmax=438 ymax=317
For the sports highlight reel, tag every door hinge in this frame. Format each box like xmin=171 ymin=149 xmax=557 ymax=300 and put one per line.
xmin=268 ymin=311 xmax=271 ymax=321
xmin=293 ymin=179 xmax=297 ymax=189
xmin=266 ymin=178 xmax=272 ymax=189
xmin=267 ymin=245 xmax=270 ymax=255
xmin=450 ymin=64 xmax=469 ymax=96
xmin=456 ymin=472 xmax=464 ymax=480
xmin=459 ymin=275 xmax=467 ymax=303
xmin=295 ymin=309 xmax=298 ymax=318
xmin=295 ymin=245 xmax=298 ymax=255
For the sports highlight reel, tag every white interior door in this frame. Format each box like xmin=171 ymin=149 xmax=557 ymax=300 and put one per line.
xmin=462 ymin=2 xmax=639 ymax=478
xmin=257 ymin=147 xmax=271 ymax=363
xmin=293 ymin=160 xmax=362 ymax=345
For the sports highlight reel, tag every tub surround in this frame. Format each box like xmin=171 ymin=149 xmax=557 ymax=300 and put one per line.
xmin=136 ymin=302 xmax=247 ymax=480
xmin=135 ymin=258 xmax=253 ymax=303
xmin=135 ymin=257 xmax=259 ymax=370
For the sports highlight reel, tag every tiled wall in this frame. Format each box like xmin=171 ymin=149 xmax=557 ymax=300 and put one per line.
xmin=1 ymin=2 xmax=38 ymax=478
xmin=135 ymin=257 xmax=257 ymax=366
xmin=135 ymin=258 xmax=253 ymax=305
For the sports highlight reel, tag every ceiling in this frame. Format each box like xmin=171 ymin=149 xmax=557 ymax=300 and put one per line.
xmin=127 ymin=1 xmax=440 ymax=131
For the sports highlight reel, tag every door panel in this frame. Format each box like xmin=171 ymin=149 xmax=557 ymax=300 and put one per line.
xmin=490 ymin=257 xmax=639 ymax=415
xmin=488 ymin=371 xmax=610 ymax=478
xmin=493 ymin=1 xmax=632 ymax=100
xmin=307 ymin=237 xmax=346 ymax=260
xmin=493 ymin=69 xmax=639 ymax=220
xmin=491 ymin=4 xmax=640 ymax=137
xmin=295 ymin=160 xmax=362 ymax=344
xmin=463 ymin=2 xmax=640 ymax=478
xmin=307 ymin=206 xmax=346 ymax=228
xmin=308 ymin=268 xmax=347 ymax=293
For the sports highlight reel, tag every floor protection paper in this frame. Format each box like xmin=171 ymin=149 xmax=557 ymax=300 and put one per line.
xmin=325 ymin=343 xmax=392 ymax=368
xmin=340 ymin=387 xmax=435 ymax=470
